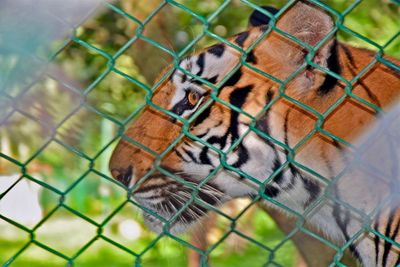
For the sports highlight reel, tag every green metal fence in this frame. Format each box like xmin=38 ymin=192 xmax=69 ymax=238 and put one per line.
xmin=1 ymin=0 xmax=400 ymax=266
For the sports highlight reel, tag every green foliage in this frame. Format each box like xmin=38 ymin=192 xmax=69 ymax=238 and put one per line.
xmin=0 ymin=0 xmax=398 ymax=266
xmin=0 ymin=209 xmax=294 ymax=267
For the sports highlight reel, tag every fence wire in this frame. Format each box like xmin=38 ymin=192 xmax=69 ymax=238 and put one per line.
xmin=0 ymin=0 xmax=400 ymax=266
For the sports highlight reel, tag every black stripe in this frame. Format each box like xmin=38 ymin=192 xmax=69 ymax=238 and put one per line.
xmin=341 ymin=44 xmax=381 ymax=108
xmin=207 ymin=135 xmax=228 ymax=150
xmin=332 ymin=139 xmax=343 ymax=151
xmin=136 ymin=181 xmax=178 ymax=194
xmin=341 ymin=44 xmax=356 ymax=66
xmin=389 ymin=215 xmax=400 ymax=263
xmin=302 ymin=177 xmax=320 ymax=207
xmin=395 ymin=253 xmax=400 ymax=266
xmin=196 ymin=53 xmax=205 ymax=77
xmin=264 ymin=185 xmax=280 ymax=198
xmin=230 ymin=85 xmax=253 ymax=107
xmin=317 ymin=40 xmax=341 ymax=95
xmin=221 ymin=69 xmax=243 ymax=87
xmin=191 ymin=75 xmax=219 ymax=86
xmin=246 ymin=51 xmax=257 ymax=64
xmin=390 ymin=218 xmax=400 ymax=266
xmin=344 ymin=209 xmax=363 ymax=263
xmin=196 ymin=130 xmax=209 ymax=139
xmin=255 ymin=90 xmax=274 ymax=137
xmin=225 ymin=85 xmax=254 ymax=169
xmin=182 ymin=147 xmax=199 ymax=163
xmin=283 ymin=110 xmax=297 ymax=179
xmin=174 ymin=148 xmax=190 ymax=163
xmin=190 ymin=71 xmax=244 ymax=130
xmin=231 ymin=144 xmax=249 ymax=169
xmin=332 ymin=193 xmax=364 ymax=265
xmin=208 ymin=44 xmax=225 ymax=58
xmin=349 ymin=244 xmax=363 ymax=265
xmin=229 ymin=85 xmax=253 ymax=142
xmin=206 ymin=75 xmax=219 ymax=84
xmin=265 ymin=110 xmax=292 ymax=198
xmin=349 ymin=66 xmax=381 ymax=108
xmin=271 ymin=158 xmax=284 ymax=184
xmin=193 ymin=104 xmax=212 ymax=127
xmin=199 ymin=147 xmax=213 ymax=166
xmin=235 ymin=31 xmax=249 ymax=47
xmin=283 ymin=110 xmax=320 ymax=206
xmin=382 ymin=209 xmax=397 ymax=267
xmin=303 ymin=150 xmax=335 ymax=208
xmin=255 ymin=89 xmax=288 ymax=196
xmin=249 ymin=6 xmax=278 ymax=27
xmin=375 ymin=217 xmax=381 ymax=266
xmin=181 ymin=73 xmax=187 ymax=83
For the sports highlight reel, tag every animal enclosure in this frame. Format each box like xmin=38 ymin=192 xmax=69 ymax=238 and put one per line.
xmin=0 ymin=0 xmax=399 ymax=266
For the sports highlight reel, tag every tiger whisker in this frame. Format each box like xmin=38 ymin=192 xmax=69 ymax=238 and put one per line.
xmin=168 ymin=189 xmax=210 ymax=218
xmin=169 ymin=193 xmax=206 ymax=223
xmin=167 ymin=196 xmax=191 ymax=225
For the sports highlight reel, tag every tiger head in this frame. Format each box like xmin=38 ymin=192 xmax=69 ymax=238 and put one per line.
xmin=109 ymin=1 xmax=400 ymax=234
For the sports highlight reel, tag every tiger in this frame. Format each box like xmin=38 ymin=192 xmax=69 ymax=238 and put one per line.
xmin=109 ymin=1 xmax=400 ymax=266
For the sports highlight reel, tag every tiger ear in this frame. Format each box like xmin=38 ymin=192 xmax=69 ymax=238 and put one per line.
xmin=248 ymin=6 xmax=279 ymax=27
xmin=276 ymin=1 xmax=334 ymax=49
xmin=257 ymin=1 xmax=336 ymax=92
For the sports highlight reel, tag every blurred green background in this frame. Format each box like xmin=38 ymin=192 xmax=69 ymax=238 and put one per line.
xmin=0 ymin=0 xmax=399 ymax=266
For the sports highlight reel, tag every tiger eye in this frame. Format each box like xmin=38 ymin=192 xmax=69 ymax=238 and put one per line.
xmin=188 ymin=91 xmax=200 ymax=106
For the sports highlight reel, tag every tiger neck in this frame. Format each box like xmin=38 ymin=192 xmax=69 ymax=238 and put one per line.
xmin=257 ymin=42 xmax=400 ymax=207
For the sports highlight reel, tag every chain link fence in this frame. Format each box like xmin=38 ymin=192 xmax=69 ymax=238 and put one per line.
xmin=0 ymin=0 xmax=399 ymax=266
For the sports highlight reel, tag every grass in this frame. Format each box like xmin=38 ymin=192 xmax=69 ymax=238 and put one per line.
xmin=0 ymin=206 xmax=295 ymax=267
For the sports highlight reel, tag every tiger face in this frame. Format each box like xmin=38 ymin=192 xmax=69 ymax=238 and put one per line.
xmin=109 ymin=47 xmax=276 ymax=233
xmin=109 ymin=0 xmax=400 ymax=237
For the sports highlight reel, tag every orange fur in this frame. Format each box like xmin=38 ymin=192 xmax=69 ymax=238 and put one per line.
xmin=109 ymin=2 xmax=400 ymax=264
xmin=110 ymin=11 xmax=399 ymax=188
xmin=110 ymin=35 xmax=399 ymax=190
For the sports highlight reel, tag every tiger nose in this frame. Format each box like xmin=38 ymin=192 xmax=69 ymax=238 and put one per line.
xmin=110 ymin=165 xmax=133 ymax=187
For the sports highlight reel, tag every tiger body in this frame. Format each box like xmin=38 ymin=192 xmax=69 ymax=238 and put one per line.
xmin=110 ymin=1 xmax=400 ymax=266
